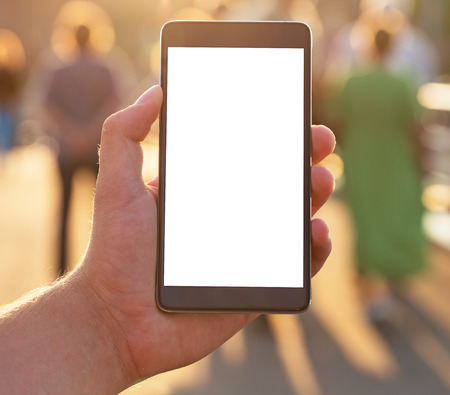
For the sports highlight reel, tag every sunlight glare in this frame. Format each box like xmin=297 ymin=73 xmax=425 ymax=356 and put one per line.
xmin=268 ymin=315 xmax=321 ymax=395
xmin=220 ymin=329 xmax=247 ymax=367
xmin=312 ymin=198 xmax=398 ymax=379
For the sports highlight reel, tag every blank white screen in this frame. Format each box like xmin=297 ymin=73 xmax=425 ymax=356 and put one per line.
xmin=164 ymin=47 xmax=304 ymax=287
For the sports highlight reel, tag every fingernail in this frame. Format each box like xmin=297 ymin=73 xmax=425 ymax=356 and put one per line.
xmin=134 ymin=85 xmax=160 ymax=105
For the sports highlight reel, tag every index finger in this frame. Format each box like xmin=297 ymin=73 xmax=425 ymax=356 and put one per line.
xmin=311 ymin=125 xmax=336 ymax=165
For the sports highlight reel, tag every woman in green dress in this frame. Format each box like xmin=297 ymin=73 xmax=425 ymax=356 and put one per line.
xmin=331 ymin=29 xmax=426 ymax=318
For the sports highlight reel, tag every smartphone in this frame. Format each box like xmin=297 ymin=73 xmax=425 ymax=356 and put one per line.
xmin=157 ymin=21 xmax=311 ymax=313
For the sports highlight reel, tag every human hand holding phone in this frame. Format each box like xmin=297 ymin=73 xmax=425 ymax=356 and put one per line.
xmin=80 ymin=83 xmax=334 ymax=384
xmin=0 ymin=84 xmax=334 ymax=394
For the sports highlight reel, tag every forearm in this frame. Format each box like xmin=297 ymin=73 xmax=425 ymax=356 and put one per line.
xmin=0 ymin=269 xmax=131 ymax=394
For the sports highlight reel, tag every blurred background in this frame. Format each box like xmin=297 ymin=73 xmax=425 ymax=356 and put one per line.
xmin=0 ymin=0 xmax=450 ymax=394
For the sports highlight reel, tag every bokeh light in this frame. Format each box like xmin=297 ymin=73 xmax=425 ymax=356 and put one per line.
xmin=50 ymin=0 xmax=115 ymax=61
xmin=320 ymin=152 xmax=344 ymax=181
xmin=422 ymin=183 xmax=450 ymax=211
xmin=418 ymin=82 xmax=450 ymax=111
xmin=0 ymin=29 xmax=25 ymax=71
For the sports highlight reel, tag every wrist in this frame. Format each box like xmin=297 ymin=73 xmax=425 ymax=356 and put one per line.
xmin=0 ymin=269 xmax=133 ymax=393
xmin=70 ymin=264 xmax=138 ymax=391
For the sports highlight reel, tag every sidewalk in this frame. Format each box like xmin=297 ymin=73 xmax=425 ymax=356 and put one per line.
xmin=0 ymin=143 xmax=449 ymax=394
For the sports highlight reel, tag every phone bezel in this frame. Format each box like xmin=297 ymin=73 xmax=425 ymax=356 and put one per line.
xmin=157 ymin=21 xmax=312 ymax=313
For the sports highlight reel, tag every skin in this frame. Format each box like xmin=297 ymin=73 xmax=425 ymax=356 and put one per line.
xmin=0 ymin=85 xmax=335 ymax=394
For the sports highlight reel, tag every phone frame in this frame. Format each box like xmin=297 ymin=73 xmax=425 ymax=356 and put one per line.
xmin=157 ymin=21 xmax=312 ymax=313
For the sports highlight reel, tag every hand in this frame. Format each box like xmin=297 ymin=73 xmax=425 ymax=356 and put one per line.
xmin=311 ymin=124 xmax=335 ymax=275
xmin=75 ymin=85 xmax=335 ymax=389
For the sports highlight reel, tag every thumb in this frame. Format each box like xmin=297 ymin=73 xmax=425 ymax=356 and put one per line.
xmin=96 ymin=85 xmax=163 ymax=192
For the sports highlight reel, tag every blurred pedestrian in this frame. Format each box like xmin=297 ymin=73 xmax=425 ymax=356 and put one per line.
xmin=324 ymin=1 xmax=438 ymax=88
xmin=330 ymin=29 xmax=426 ymax=321
xmin=44 ymin=24 xmax=120 ymax=276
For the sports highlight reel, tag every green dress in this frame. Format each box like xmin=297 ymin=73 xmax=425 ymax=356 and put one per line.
xmin=333 ymin=67 xmax=426 ymax=281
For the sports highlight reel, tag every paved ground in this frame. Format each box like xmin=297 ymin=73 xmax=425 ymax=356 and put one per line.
xmin=0 ymin=142 xmax=449 ymax=395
